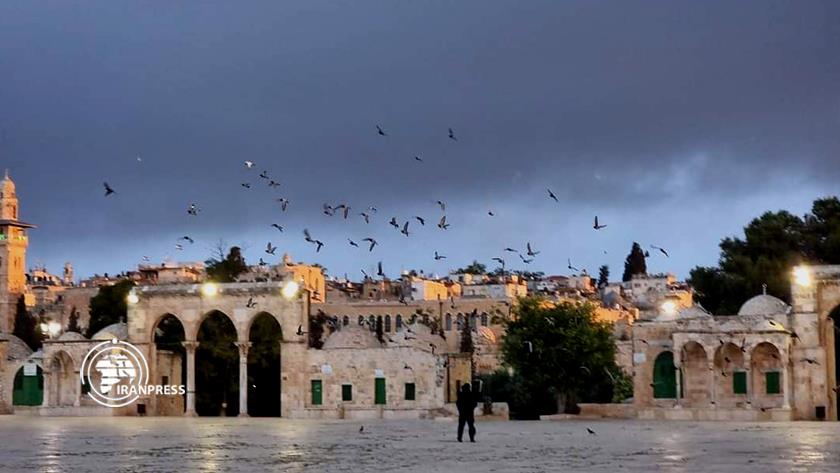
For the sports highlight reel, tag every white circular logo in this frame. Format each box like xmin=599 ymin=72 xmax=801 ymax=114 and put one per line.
xmin=80 ymin=339 xmax=149 ymax=408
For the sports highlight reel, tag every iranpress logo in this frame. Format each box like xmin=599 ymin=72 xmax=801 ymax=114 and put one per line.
xmin=80 ymin=339 xmax=186 ymax=408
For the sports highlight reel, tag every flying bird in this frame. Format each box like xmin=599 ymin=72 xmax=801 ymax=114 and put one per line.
xmin=651 ymin=245 xmax=669 ymax=257
xmin=179 ymin=236 xmax=194 ymax=244
xmin=504 ymin=247 xmax=518 ymax=253
xmin=268 ymin=180 xmax=281 ymax=188
xmin=265 ymin=242 xmax=277 ymax=255
xmin=436 ymin=200 xmax=446 ymax=212
xmin=437 ymin=216 xmax=450 ymax=230
xmin=400 ymin=222 xmax=410 ymax=236
xmin=259 ymin=170 xmax=269 ymax=179
xmin=414 ymin=156 xmax=423 ymax=163
xmin=244 ymin=160 xmax=255 ymax=168
xmin=586 ymin=428 xmax=597 ymax=436
xmin=547 ymin=188 xmax=558 ymax=202
xmin=593 ymin=216 xmax=607 ymax=230
xmin=187 ymin=203 xmax=200 ymax=216
xmin=359 ymin=212 xmax=371 ymax=224
xmin=434 ymin=251 xmax=446 ymax=260
xmin=389 ymin=217 xmax=399 ymax=229
xmin=377 ymin=261 xmax=385 ymax=277
xmin=276 ymin=198 xmax=290 ymax=211
xmin=258 ymin=258 xmax=267 ymax=266
xmin=246 ymin=298 xmax=257 ymax=309
xmin=376 ymin=125 xmax=387 ymax=136
xmin=362 ymin=238 xmax=378 ymax=252
xmin=296 ymin=325 xmax=306 ymax=336
xmin=348 ymin=239 xmax=359 ymax=248
xmin=492 ymin=257 xmax=505 ymax=268
xmin=526 ymin=242 xmax=540 ymax=256
xmin=103 ymin=182 xmax=115 ymax=196
xmin=240 ymin=182 xmax=251 ymax=189
xmin=519 ymin=254 xmax=534 ymax=264
xmin=415 ymin=216 xmax=426 ymax=226
xmin=567 ymin=258 xmax=580 ymax=272
xmin=488 ymin=210 xmax=495 ymax=217
xmin=271 ymin=224 xmax=284 ymax=232
xmin=448 ymin=127 xmax=457 ymax=141
xmin=174 ymin=244 xmax=183 ymax=251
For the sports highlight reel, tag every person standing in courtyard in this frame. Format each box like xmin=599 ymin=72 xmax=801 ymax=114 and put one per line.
xmin=456 ymin=383 xmax=478 ymax=442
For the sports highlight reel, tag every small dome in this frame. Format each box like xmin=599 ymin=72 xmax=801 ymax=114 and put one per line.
xmin=678 ymin=305 xmax=712 ymax=319
xmin=91 ymin=322 xmax=128 ymax=341
xmin=0 ymin=333 xmax=33 ymax=361
xmin=56 ymin=331 xmax=87 ymax=341
xmin=322 ymin=325 xmax=382 ymax=349
xmin=737 ymin=295 xmax=790 ymax=316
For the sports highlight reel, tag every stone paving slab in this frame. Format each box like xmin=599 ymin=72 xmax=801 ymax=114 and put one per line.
xmin=0 ymin=417 xmax=837 ymax=472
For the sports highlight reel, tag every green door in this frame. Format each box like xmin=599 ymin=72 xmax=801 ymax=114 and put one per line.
xmin=12 ymin=365 xmax=43 ymax=406
xmin=653 ymin=352 xmax=677 ymax=399
xmin=311 ymin=380 xmax=322 ymax=405
xmin=374 ymin=378 xmax=386 ymax=405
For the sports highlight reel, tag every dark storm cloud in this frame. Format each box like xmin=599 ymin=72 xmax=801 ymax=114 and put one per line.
xmin=1 ymin=0 xmax=838 ymax=279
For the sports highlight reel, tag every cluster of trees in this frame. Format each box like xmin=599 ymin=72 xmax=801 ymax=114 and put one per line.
xmin=690 ymin=197 xmax=840 ymax=314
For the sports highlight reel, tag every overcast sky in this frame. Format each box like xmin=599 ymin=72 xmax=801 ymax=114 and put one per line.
xmin=1 ymin=0 xmax=839 ymax=282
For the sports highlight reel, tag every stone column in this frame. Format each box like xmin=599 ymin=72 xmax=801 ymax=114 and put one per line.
xmin=782 ymin=354 xmax=791 ymax=409
xmin=709 ymin=362 xmax=717 ymax=407
xmin=744 ymin=354 xmax=752 ymax=408
xmin=674 ymin=354 xmax=682 ymax=408
xmin=41 ymin=369 xmax=51 ymax=407
xmin=182 ymin=341 xmax=199 ymax=416
xmin=73 ymin=370 xmax=81 ymax=407
xmin=236 ymin=341 xmax=251 ymax=417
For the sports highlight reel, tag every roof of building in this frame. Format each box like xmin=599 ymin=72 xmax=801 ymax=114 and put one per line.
xmin=91 ymin=322 xmax=128 ymax=341
xmin=737 ymin=295 xmax=791 ymax=317
xmin=0 ymin=333 xmax=34 ymax=361
xmin=55 ymin=331 xmax=87 ymax=342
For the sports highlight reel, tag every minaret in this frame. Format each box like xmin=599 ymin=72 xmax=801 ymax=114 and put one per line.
xmin=0 ymin=171 xmax=35 ymax=333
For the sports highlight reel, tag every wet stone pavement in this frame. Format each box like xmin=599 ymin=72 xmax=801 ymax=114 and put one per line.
xmin=0 ymin=417 xmax=838 ymax=472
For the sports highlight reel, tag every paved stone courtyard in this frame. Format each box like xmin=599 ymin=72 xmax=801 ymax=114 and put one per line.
xmin=0 ymin=417 xmax=838 ymax=472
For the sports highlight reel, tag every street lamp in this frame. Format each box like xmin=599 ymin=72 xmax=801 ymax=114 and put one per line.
xmin=793 ymin=266 xmax=812 ymax=287
xmin=126 ymin=292 xmax=140 ymax=305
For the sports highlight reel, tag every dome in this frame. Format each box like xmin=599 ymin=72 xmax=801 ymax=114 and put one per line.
xmin=0 ymin=333 xmax=33 ymax=361
xmin=322 ymin=325 xmax=382 ymax=349
xmin=91 ymin=322 xmax=128 ymax=341
xmin=57 ymin=331 xmax=87 ymax=341
xmin=737 ymin=295 xmax=790 ymax=316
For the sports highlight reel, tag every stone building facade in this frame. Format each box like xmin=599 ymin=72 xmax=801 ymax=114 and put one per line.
xmin=631 ymin=265 xmax=840 ymax=421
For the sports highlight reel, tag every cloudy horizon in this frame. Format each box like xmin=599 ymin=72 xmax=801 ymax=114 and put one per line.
xmin=2 ymin=0 xmax=839 ymax=281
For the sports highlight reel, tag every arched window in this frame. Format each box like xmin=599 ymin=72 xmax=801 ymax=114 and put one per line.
xmin=653 ymin=351 xmax=677 ymax=399
xmin=385 ymin=315 xmax=392 ymax=332
xmin=368 ymin=315 xmax=376 ymax=331
xmin=480 ymin=312 xmax=488 ymax=326
xmin=470 ymin=313 xmax=477 ymax=331
xmin=445 ymin=313 xmax=452 ymax=331
xmin=396 ymin=315 xmax=403 ymax=331
xmin=457 ymin=313 xmax=464 ymax=330
xmin=343 ymin=316 xmax=350 ymax=326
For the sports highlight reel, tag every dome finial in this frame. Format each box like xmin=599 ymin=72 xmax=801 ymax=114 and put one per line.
xmin=762 ymin=283 xmax=767 ymax=295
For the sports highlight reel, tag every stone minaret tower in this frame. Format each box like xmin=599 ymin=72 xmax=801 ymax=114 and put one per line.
xmin=0 ymin=171 xmax=35 ymax=333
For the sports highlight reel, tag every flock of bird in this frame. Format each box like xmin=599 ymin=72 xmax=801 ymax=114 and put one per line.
xmin=102 ymin=124 xmax=671 ymax=282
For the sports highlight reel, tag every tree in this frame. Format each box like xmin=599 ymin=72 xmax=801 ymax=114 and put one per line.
xmin=597 ymin=265 xmax=610 ymax=288
xmin=67 ymin=307 xmax=81 ymax=333
xmin=689 ymin=197 xmax=840 ymax=314
xmin=622 ymin=242 xmax=647 ymax=282
xmin=454 ymin=261 xmax=487 ymax=275
xmin=459 ymin=312 xmax=475 ymax=353
xmin=205 ymin=245 xmax=248 ymax=283
xmin=13 ymin=295 xmax=42 ymax=350
xmin=502 ymin=297 xmax=619 ymax=414
xmin=86 ymin=279 xmax=135 ymax=338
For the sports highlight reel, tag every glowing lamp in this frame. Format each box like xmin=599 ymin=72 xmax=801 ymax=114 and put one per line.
xmin=201 ymin=282 xmax=219 ymax=297
xmin=281 ymin=280 xmax=300 ymax=300
xmin=660 ymin=300 xmax=678 ymax=316
xmin=126 ymin=293 xmax=140 ymax=305
xmin=793 ymin=266 xmax=812 ymax=287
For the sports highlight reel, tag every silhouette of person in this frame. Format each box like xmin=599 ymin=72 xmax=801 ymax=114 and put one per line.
xmin=456 ymin=383 xmax=477 ymax=442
